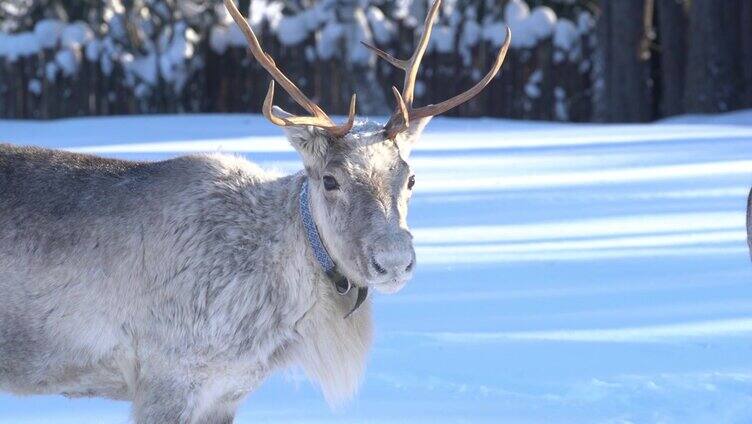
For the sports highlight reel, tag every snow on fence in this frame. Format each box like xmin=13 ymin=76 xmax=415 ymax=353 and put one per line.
xmin=0 ymin=0 xmax=595 ymax=121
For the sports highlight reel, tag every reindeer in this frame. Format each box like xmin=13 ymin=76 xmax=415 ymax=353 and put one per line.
xmin=748 ymin=188 xmax=752 ymax=260
xmin=0 ymin=0 xmax=511 ymax=422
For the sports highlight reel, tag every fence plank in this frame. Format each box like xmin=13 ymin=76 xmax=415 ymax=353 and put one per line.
xmin=0 ymin=24 xmax=595 ymax=122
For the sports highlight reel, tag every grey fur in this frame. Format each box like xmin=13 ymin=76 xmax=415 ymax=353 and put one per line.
xmin=0 ymin=117 xmax=428 ymax=423
xmin=747 ymin=187 xmax=752 ymax=261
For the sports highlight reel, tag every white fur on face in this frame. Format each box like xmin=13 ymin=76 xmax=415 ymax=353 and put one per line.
xmin=295 ymin=121 xmax=419 ymax=292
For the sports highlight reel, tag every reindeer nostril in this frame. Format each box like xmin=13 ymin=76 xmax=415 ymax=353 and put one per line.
xmin=371 ymin=257 xmax=388 ymax=275
xmin=405 ymin=260 xmax=414 ymax=272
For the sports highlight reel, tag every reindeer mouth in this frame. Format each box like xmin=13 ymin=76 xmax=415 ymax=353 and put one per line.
xmin=369 ymin=277 xmax=410 ymax=294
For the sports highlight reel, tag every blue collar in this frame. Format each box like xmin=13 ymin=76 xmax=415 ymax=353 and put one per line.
xmin=300 ymin=179 xmax=367 ymax=317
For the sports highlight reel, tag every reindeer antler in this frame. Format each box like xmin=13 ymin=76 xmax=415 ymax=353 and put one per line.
xmin=224 ymin=0 xmax=356 ymax=137
xmin=362 ymin=0 xmax=512 ymax=139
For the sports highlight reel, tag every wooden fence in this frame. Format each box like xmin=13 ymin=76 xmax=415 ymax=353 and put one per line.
xmin=0 ymin=18 xmax=596 ymax=122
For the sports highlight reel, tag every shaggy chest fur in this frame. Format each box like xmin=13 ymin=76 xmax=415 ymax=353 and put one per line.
xmin=0 ymin=145 xmax=372 ymax=419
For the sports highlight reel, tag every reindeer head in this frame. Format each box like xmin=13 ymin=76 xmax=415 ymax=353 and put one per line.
xmin=225 ymin=0 xmax=510 ymax=294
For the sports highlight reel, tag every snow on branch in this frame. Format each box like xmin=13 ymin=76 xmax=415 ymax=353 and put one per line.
xmin=0 ymin=0 xmax=596 ymax=121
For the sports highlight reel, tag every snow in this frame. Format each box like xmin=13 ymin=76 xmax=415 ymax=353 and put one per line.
xmin=27 ymin=79 xmax=42 ymax=95
xmin=225 ymin=24 xmax=250 ymax=49
xmin=553 ymin=19 xmax=578 ymax=51
xmin=209 ymin=0 xmax=283 ymax=54
xmin=524 ymin=69 xmax=543 ymax=98
xmin=252 ymin=0 xmax=282 ymax=28
xmin=54 ymin=49 xmax=79 ymax=77
xmin=276 ymin=5 xmax=329 ymax=46
xmin=346 ymin=10 xmax=372 ymax=65
xmin=276 ymin=14 xmax=311 ymax=45
xmin=504 ymin=0 xmax=530 ymax=24
xmin=99 ymin=48 xmax=114 ymax=76
xmin=482 ymin=21 xmax=509 ymax=48
xmin=127 ymin=54 xmax=158 ymax=86
xmin=483 ymin=0 xmax=557 ymax=49
xmin=60 ymin=22 xmax=93 ymax=50
xmin=158 ymin=24 xmax=198 ymax=90
xmin=554 ymin=86 xmax=568 ymax=120
xmin=209 ymin=25 xmax=229 ymax=54
xmin=496 ymin=0 xmax=557 ymax=48
xmin=307 ymin=4 xmax=375 ymax=67
xmin=1 ymin=0 xmax=593 ymax=106
xmin=1 ymin=110 xmax=752 ymax=422
xmin=430 ymin=25 xmax=455 ymax=54
xmin=459 ymin=20 xmax=481 ymax=66
xmin=84 ymin=39 xmax=101 ymax=62
xmin=527 ymin=6 xmax=557 ymax=40
xmin=460 ymin=19 xmax=481 ymax=47
xmin=34 ymin=19 xmax=66 ymax=49
xmin=0 ymin=32 xmax=40 ymax=61
xmin=366 ymin=6 xmax=395 ymax=45
xmin=44 ymin=62 xmax=58 ymax=81
xmin=577 ymin=10 xmax=596 ymax=34
xmin=1 ymin=20 xmax=95 ymax=68
xmin=316 ymin=22 xmax=343 ymax=60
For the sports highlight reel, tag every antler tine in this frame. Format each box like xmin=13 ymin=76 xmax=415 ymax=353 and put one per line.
xmin=361 ymin=42 xmax=408 ymax=69
xmin=391 ymin=87 xmax=409 ymax=125
xmin=402 ymin=0 xmax=443 ymax=106
xmin=263 ymin=81 xmax=288 ymax=127
xmin=224 ymin=0 xmax=324 ymax=119
xmin=224 ymin=0 xmax=356 ymax=136
xmin=262 ymin=81 xmax=356 ymax=137
xmin=379 ymin=0 xmax=511 ymax=139
xmin=363 ymin=0 xmax=441 ymax=107
xmin=385 ymin=86 xmax=410 ymax=139
xmin=410 ymin=26 xmax=512 ymax=120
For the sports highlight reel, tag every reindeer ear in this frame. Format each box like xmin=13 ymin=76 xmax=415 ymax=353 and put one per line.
xmin=274 ymin=106 xmax=330 ymax=162
xmin=393 ymin=117 xmax=432 ymax=158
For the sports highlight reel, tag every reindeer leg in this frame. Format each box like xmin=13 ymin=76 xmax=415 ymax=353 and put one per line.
xmin=131 ymin=375 xmax=198 ymax=424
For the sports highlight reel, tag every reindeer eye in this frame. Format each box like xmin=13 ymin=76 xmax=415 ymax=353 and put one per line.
xmin=407 ymin=175 xmax=416 ymax=190
xmin=323 ymin=175 xmax=340 ymax=191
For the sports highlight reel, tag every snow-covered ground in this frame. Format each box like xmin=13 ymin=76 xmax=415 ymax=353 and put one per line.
xmin=1 ymin=111 xmax=752 ymax=423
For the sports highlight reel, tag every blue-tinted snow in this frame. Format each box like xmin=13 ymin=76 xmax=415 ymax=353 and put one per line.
xmin=1 ymin=111 xmax=751 ymax=423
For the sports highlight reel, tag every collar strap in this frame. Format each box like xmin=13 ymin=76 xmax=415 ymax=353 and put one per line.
xmin=300 ymin=179 xmax=367 ymax=318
